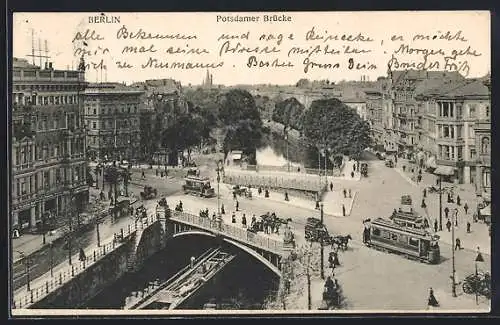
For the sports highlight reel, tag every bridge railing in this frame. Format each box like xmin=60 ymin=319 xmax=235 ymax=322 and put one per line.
xmin=223 ymin=172 xmax=324 ymax=192
xmin=13 ymin=213 xmax=160 ymax=309
xmin=171 ymin=211 xmax=284 ymax=255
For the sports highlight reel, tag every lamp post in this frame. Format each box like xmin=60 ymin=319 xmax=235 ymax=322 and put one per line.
xmin=216 ymin=160 xmax=222 ymax=216
xmin=16 ymin=251 xmax=30 ymax=291
xmin=49 ymin=242 xmax=54 ymax=277
xmin=475 ymin=246 xmax=485 ymax=305
xmin=439 ymin=175 xmax=443 ymax=231
xmin=320 ymin=202 xmax=325 ymax=280
xmin=451 ymin=208 xmax=457 ymax=297
xmin=96 ymin=216 xmax=102 ymax=247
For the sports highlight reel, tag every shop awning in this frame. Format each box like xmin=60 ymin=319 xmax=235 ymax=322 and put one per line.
xmin=426 ymin=156 xmax=437 ymax=169
xmin=480 ymin=205 xmax=491 ymax=216
xmin=434 ymin=165 xmax=455 ymax=176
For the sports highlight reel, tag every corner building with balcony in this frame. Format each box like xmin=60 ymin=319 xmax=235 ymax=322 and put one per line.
xmin=416 ymin=78 xmax=490 ymax=187
xmin=386 ymin=70 xmax=465 ymax=156
xmin=84 ymin=83 xmax=143 ymax=162
xmin=11 ymin=58 xmax=88 ymax=233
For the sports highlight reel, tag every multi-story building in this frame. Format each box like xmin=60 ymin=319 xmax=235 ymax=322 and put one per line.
xmin=84 ymin=83 xmax=143 ymax=161
xmin=364 ymin=87 xmax=391 ymax=150
xmin=415 ymin=78 xmax=490 ymax=185
xmin=474 ymin=77 xmax=491 ymax=201
xmin=387 ymin=70 xmax=465 ymax=156
xmin=11 ymin=58 xmax=88 ymax=233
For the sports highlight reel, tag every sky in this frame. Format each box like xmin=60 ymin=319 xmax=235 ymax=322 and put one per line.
xmin=13 ymin=11 xmax=490 ymax=86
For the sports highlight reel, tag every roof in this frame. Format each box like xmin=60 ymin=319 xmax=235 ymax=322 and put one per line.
xmin=392 ymin=70 xmax=464 ymax=85
xmin=85 ymin=82 xmax=144 ymax=95
xmin=418 ymin=79 xmax=490 ymax=99
xmin=13 ymin=57 xmax=40 ymax=70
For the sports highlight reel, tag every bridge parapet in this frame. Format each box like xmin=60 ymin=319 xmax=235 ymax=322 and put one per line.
xmin=170 ymin=211 xmax=284 ymax=256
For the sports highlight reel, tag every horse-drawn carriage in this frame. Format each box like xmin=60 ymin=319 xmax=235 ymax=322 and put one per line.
xmin=140 ymin=185 xmax=158 ymax=200
xmin=305 ymin=217 xmax=329 ymax=242
xmin=248 ymin=213 xmax=291 ymax=234
xmin=462 ymin=271 xmax=491 ymax=299
xmin=233 ymin=185 xmax=252 ymax=198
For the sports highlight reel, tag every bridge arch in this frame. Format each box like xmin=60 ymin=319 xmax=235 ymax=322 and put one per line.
xmin=171 ymin=231 xmax=281 ymax=277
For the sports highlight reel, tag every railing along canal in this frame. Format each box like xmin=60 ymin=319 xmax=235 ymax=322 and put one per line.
xmin=171 ymin=211 xmax=284 ymax=255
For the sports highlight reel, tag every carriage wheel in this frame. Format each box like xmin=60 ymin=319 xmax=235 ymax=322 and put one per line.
xmin=462 ymin=280 xmax=474 ymax=294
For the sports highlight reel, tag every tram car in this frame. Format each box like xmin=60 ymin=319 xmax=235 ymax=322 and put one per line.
xmin=365 ymin=217 xmax=440 ymax=264
xmin=182 ymin=176 xmax=216 ymax=198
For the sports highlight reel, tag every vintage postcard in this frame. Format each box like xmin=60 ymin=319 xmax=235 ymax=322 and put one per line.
xmin=9 ymin=11 xmax=491 ymax=316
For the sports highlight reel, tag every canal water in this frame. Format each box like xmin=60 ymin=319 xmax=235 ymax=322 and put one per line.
xmin=83 ymin=236 xmax=279 ymax=310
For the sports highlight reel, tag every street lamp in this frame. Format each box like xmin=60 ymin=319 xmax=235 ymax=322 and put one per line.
xmin=16 ymin=251 xmax=30 ymax=291
xmin=284 ymin=130 xmax=290 ymax=172
xmin=96 ymin=216 xmax=103 ymax=247
xmin=451 ymin=209 xmax=458 ymax=297
xmin=216 ymin=160 xmax=222 ymax=216
xmin=475 ymin=246 xmax=485 ymax=305
xmin=320 ymin=202 xmax=325 ymax=280
xmin=49 ymin=242 xmax=54 ymax=277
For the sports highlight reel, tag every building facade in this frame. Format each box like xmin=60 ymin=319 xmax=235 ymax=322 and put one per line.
xmin=11 ymin=58 xmax=88 ymax=233
xmin=84 ymin=83 xmax=143 ymax=162
xmin=416 ymin=78 xmax=490 ymax=185
xmin=387 ymin=70 xmax=465 ymax=156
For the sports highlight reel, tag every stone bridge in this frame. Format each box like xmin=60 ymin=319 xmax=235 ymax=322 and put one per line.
xmin=13 ymin=206 xmax=288 ymax=310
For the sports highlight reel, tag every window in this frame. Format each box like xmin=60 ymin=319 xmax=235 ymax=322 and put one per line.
xmin=481 ymin=137 xmax=490 ymax=154
xmin=390 ymin=233 xmax=398 ymax=241
xmin=483 ymin=170 xmax=491 ymax=188
xmin=409 ymin=237 xmax=419 ymax=247
xmin=443 ymin=126 xmax=450 ymax=138
xmin=382 ymin=231 xmax=391 ymax=239
xmin=457 ymin=146 xmax=463 ymax=160
xmin=485 ymin=106 xmax=490 ymax=118
xmin=470 ymin=149 xmax=476 ymax=160
xmin=93 ymin=108 xmax=97 ymax=115
xmin=21 ymin=179 xmax=26 ymax=195
xmin=93 ymin=122 xmax=97 ymax=129
xmin=372 ymin=228 xmax=380 ymax=237
xmin=44 ymin=171 xmax=50 ymax=188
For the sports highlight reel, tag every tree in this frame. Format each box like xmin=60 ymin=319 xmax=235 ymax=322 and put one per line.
xmin=296 ymin=78 xmax=311 ymax=88
xmin=217 ymin=89 xmax=265 ymax=162
xmin=303 ymin=98 xmax=372 ymax=160
xmin=272 ymin=97 xmax=305 ymax=131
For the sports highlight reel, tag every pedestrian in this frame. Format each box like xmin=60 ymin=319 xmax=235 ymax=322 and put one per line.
xmin=343 ymin=189 xmax=347 ymax=198
xmin=161 ymin=171 xmax=165 ymax=178
xmin=444 ymin=206 xmax=450 ymax=219
xmin=155 ymin=169 xmax=159 ymax=176
xmin=428 ymin=287 xmax=439 ymax=308
xmin=284 ymin=191 xmax=289 ymax=201
xmin=417 ymin=174 xmax=422 ymax=183
xmin=142 ymin=170 xmax=145 ymax=179
xmin=436 ymin=178 xmax=439 ymax=186
xmin=315 ymin=200 xmax=320 ymax=210
xmin=251 ymin=215 xmax=256 ymax=228
xmin=221 ymin=203 xmax=225 ymax=215
xmin=297 ymin=167 xmax=301 ymax=173
xmin=258 ymin=187 xmax=262 ymax=195
xmin=421 ymin=198 xmax=426 ymax=209
xmin=348 ymin=189 xmax=352 ymax=198
xmin=231 ymin=213 xmax=236 ymax=223
xmin=351 ymin=171 xmax=354 ymax=178
xmin=464 ymin=203 xmax=469 ymax=214
xmin=456 ymin=195 xmax=461 ymax=206
xmin=419 ymin=169 xmax=422 ymax=175
xmin=265 ymin=189 xmax=269 ymax=198
xmin=423 ymin=188 xmax=427 ymax=198
xmin=467 ymin=221 xmax=471 ymax=233
xmin=233 ymin=191 xmax=237 ymax=200
xmin=342 ymin=204 xmax=346 ymax=216
xmin=353 ymin=164 xmax=356 ymax=172
xmin=242 ymin=214 xmax=247 ymax=228
xmin=455 ymin=238 xmax=461 ymax=250
xmin=434 ymin=219 xmax=438 ymax=233
xmin=330 ymin=182 xmax=333 ymax=192
xmin=402 ymin=165 xmax=406 ymax=172
xmin=454 ymin=208 xmax=459 ymax=227
xmin=79 ymin=248 xmax=86 ymax=262
xmin=446 ymin=218 xmax=451 ymax=232
xmin=235 ymin=200 xmax=239 ymax=211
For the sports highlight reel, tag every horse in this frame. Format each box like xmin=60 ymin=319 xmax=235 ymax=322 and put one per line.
xmin=335 ymin=235 xmax=352 ymax=250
